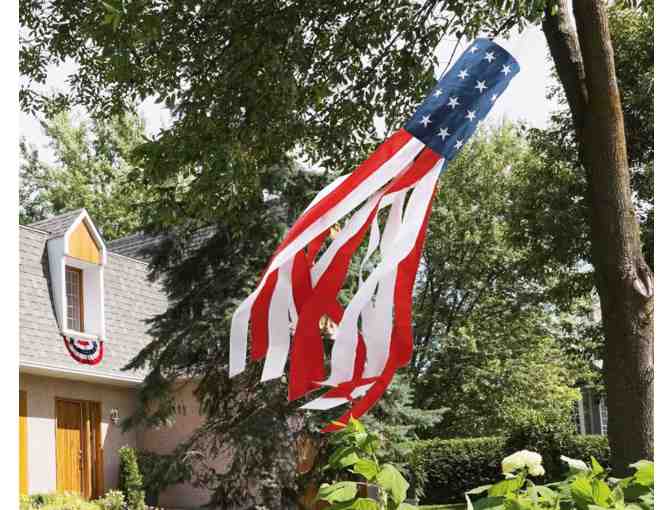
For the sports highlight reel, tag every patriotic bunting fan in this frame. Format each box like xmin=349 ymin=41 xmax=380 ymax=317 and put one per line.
xmin=230 ymin=38 xmax=520 ymax=431
xmin=64 ymin=335 xmax=104 ymax=365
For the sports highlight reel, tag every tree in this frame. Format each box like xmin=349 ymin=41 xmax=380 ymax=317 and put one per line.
xmin=20 ymin=0 xmax=653 ymax=476
xmin=410 ymin=125 xmax=594 ymax=437
xmin=20 ymin=110 xmax=151 ymax=239
xmin=517 ymin=2 xmax=653 ymax=273
xmin=539 ymin=0 xmax=653 ymax=473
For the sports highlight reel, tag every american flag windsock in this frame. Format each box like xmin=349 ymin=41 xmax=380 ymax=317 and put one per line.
xmin=229 ymin=38 xmax=519 ymax=431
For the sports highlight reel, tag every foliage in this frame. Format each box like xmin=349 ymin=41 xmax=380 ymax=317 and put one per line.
xmin=119 ymin=162 xmax=325 ymax=509
xmin=408 ymin=437 xmax=505 ymax=504
xmin=518 ymin=2 xmax=653 ymax=271
xmin=405 ymin=435 xmax=609 ymax=504
xmin=318 ymin=417 xmax=417 ymax=510
xmin=504 ymin=418 xmax=576 ymax=481
xmin=19 ymin=0 xmax=546 ymax=172
xmin=362 ymin=372 xmax=445 ymax=452
xmin=18 ymin=0 xmax=651 ymax=503
xmin=118 ymin=446 xmax=146 ymax=510
xmin=411 ymin=126 xmax=595 ymax=437
xmin=19 ymin=110 xmax=151 ymax=239
xmin=95 ymin=490 xmax=125 ymax=510
xmin=136 ymin=450 xmax=192 ymax=498
xmin=464 ymin=453 xmax=653 ymax=510
xmin=20 ymin=491 xmax=125 ymax=510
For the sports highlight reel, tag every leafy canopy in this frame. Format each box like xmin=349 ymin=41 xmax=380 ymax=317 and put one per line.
xmin=20 ymin=110 xmax=151 ymax=240
xmin=410 ymin=125 xmax=596 ymax=437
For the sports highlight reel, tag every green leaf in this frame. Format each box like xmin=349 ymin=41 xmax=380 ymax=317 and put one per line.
xmin=611 ymin=485 xmax=625 ymax=505
xmin=488 ymin=476 xmax=524 ymax=497
xmin=592 ymin=479 xmax=611 ymax=507
xmin=101 ymin=1 xmax=121 ymax=15
xmin=472 ymin=496 xmax=505 ymax=510
xmin=349 ymin=417 xmax=365 ymax=433
xmin=534 ymin=485 xmax=558 ymax=503
xmin=318 ymin=481 xmax=358 ymax=503
xmin=638 ymin=491 xmax=654 ymax=510
xmin=467 ymin=485 xmax=493 ymax=496
xmin=570 ymin=476 xmax=594 ymax=510
xmin=621 ymin=483 xmax=650 ymax=502
xmin=397 ymin=504 xmax=418 ymax=510
xmin=375 ymin=464 xmax=409 ymax=504
xmin=352 ymin=459 xmax=379 ymax=481
xmin=630 ymin=460 xmax=653 ymax=487
xmin=466 ymin=484 xmax=493 ymax=510
xmin=591 ymin=456 xmax=605 ymax=476
xmin=327 ymin=501 xmax=357 ymax=510
xmin=351 ymin=498 xmax=379 ymax=510
xmin=329 ymin=446 xmax=360 ymax=469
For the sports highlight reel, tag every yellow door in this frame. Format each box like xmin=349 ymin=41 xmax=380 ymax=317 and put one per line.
xmin=19 ymin=391 xmax=28 ymax=494
xmin=56 ymin=400 xmax=84 ymax=494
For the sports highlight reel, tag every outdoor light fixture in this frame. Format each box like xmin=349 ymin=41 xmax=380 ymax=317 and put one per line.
xmin=110 ymin=408 xmax=120 ymax=425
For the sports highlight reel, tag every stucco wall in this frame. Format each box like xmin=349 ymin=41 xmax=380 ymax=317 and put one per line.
xmin=139 ymin=382 xmax=232 ymax=509
xmin=19 ymin=372 xmax=139 ymax=495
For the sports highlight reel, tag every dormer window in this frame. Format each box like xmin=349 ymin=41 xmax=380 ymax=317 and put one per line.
xmin=65 ymin=266 xmax=84 ymax=332
xmin=44 ymin=210 xmax=107 ymax=341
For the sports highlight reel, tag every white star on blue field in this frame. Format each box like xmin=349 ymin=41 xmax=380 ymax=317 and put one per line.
xmin=404 ymin=37 xmax=519 ymax=162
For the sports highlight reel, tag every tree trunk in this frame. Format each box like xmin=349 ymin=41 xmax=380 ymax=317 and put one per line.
xmin=542 ymin=0 xmax=653 ymax=474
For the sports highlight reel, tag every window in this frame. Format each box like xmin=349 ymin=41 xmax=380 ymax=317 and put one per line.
xmin=65 ymin=266 xmax=84 ymax=331
xmin=571 ymin=400 xmax=582 ymax=434
xmin=599 ymin=396 xmax=608 ymax=436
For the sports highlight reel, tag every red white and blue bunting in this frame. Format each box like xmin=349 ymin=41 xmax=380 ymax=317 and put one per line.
xmin=63 ymin=335 xmax=104 ymax=365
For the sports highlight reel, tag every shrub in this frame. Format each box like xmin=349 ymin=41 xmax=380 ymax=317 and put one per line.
xmin=564 ymin=434 xmax=610 ymax=468
xmin=20 ymin=494 xmax=32 ymax=510
xmin=464 ymin=453 xmax=652 ymax=510
xmin=405 ymin=434 xmax=610 ymax=504
xmin=406 ymin=437 xmax=505 ymax=504
xmin=503 ymin=418 xmax=576 ymax=482
xmin=118 ymin=446 xmax=146 ymax=510
xmin=20 ymin=492 xmax=102 ymax=510
xmin=137 ymin=449 xmax=192 ymax=504
xmin=94 ymin=490 xmax=125 ymax=510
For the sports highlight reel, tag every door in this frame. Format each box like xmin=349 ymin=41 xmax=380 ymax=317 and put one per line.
xmin=56 ymin=399 xmax=84 ymax=494
xmin=19 ymin=390 xmax=28 ymax=494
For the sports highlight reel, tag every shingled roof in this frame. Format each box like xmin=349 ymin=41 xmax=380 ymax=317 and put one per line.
xmin=28 ymin=209 xmax=90 ymax=238
xmin=19 ymin=223 xmax=168 ymax=384
xmin=107 ymin=225 xmax=219 ymax=262
xmin=107 ymin=232 xmax=165 ymax=262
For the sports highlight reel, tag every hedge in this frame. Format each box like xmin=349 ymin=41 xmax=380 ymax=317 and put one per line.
xmin=118 ymin=446 xmax=146 ymax=510
xmin=405 ymin=434 xmax=609 ymax=505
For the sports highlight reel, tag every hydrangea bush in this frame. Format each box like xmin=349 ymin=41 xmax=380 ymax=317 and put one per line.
xmin=465 ymin=451 xmax=653 ymax=510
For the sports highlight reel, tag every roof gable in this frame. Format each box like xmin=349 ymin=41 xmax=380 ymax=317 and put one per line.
xmin=29 ymin=209 xmax=86 ymax=237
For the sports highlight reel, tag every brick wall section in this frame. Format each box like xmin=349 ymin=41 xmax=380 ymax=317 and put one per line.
xmin=19 ymin=226 xmax=168 ymax=379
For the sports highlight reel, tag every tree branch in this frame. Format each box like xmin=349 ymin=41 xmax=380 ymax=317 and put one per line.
xmin=541 ymin=0 xmax=588 ymax=132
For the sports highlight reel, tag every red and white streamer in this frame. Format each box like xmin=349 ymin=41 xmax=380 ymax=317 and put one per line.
xmin=229 ymin=129 xmax=442 ymax=429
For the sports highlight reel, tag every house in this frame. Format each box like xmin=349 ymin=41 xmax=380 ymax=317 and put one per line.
xmin=573 ymin=386 xmax=608 ymax=436
xmin=19 ymin=209 xmax=221 ymax=508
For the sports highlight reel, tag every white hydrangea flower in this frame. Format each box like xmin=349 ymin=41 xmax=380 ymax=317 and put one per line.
xmin=560 ymin=455 xmax=589 ymax=472
xmin=502 ymin=452 xmax=525 ymax=474
xmin=501 ymin=450 xmax=545 ymax=477
xmin=528 ymin=462 xmax=546 ymax=477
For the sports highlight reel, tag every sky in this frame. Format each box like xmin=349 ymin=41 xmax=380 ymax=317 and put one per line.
xmin=19 ymin=26 xmax=559 ymax=165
